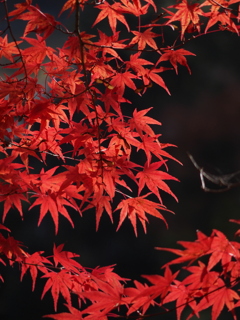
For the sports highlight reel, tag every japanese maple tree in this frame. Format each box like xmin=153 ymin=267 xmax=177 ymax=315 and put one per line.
xmin=1 ymin=0 xmax=240 ymax=319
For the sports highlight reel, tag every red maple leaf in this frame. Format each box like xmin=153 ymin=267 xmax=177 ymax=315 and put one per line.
xmin=44 ymin=305 xmax=82 ymax=320
xmin=136 ymin=161 xmax=179 ymax=202
xmin=156 ymin=230 xmax=213 ymax=266
xmin=52 ymin=244 xmax=83 ymax=273
xmin=92 ymin=196 xmax=113 ymax=230
xmin=0 ymin=35 xmax=21 ymax=62
xmin=0 ymin=234 xmax=27 ymax=263
xmin=59 ymin=0 xmax=89 ymax=15
xmin=0 ymin=191 xmax=29 ymax=222
xmin=207 ymin=229 xmax=240 ymax=271
xmin=129 ymin=107 xmax=161 ymax=138
xmin=200 ymin=0 xmax=231 ymax=12
xmin=191 ymin=278 xmax=239 ymax=320
xmin=115 ymin=195 xmax=172 ymax=236
xmin=120 ymin=0 xmax=150 ymax=16
xmin=8 ymin=1 xmax=31 ymax=19
xmin=20 ymin=252 xmax=52 ymax=290
xmin=163 ymin=280 xmax=198 ymax=320
xmin=17 ymin=5 xmax=61 ymax=39
xmin=142 ymin=67 xmax=171 ymax=94
xmin=165 ymin=0 xmax=204 ymax=39
xmin=130 ymin=266 xmax=178 ymax=314
xmin=157 ymin=48 xmax=196 ymax=74
xmin=204 ymin=10 xmax=239 ymax=34
xmin=129 ymin=28 xmax=160 ymax=50
xmin=29 ymin=191 xmax=78 ymax=234
xmin=41 ymin=270 xmax=75 ymax=311
xmin=94 ymin=30 xmax=126 ymax=59
xmin=126 ymin=52 xmax=154 ymax=77
xmin=93 ymin=1 xmax=130 ymax=33
xmin=137 ymin=135 xmax=180 ymax=165
xmin=124 ymin=281 xmax=155 ymax=316
xmin=182 ymin=261 xmax=217 ymax=292
xmin=110 ymin=71 xmax=138 ymax=96
xmin=21 ymin=34 xmax=55 ymax=65
xmin=81 ymin=278 xmax=126 ymax=318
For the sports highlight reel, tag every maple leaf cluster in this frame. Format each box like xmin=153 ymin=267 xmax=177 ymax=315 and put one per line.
xmin=2 ymin=224 xmax=240 ymax=320
xmin=1 ymin=0 xmax=240 ymax=319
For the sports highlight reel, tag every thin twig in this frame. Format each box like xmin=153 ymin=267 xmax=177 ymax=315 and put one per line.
xmin=188 ymin=153 xmax=240 ymax=192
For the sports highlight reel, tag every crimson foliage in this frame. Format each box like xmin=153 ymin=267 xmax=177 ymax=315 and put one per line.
xmin=1 ymin=0 xmax=240 ymax=319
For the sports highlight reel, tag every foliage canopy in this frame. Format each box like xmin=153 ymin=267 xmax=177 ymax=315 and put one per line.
xmin=1 ymin=0 xmax=240 ymax=319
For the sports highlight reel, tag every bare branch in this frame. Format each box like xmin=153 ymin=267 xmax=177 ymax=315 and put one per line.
xmin=188 ymin=153 xmax=240 ymax=192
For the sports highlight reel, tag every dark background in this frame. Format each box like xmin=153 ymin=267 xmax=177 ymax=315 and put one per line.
xmin=1 ymin=1 xmax=240 ymax=319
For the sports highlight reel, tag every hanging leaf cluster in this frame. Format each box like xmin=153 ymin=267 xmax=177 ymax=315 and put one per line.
xmin=1 ymin=0 xmax=240 ymax=319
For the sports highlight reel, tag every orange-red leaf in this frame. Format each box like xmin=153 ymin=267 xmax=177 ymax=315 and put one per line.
xmin=44 ymin=306 xmax=82 ymax=320
xmin=156 ymin=230 xmax=213 ymax=266
xmin=157 ymin=49 xmax=196 ymax=74
xmin=129 ymin=28 xmax=160 ymax=50
xmin=20 ymin=252 xmax=51 ymax=291
xmin=130 ymin=107 xmax=161 ymax=138
xmin=165 ymin=0 xmax=204 ymax=39
xmin=192 ymin=278 xmax=239 ymax=320
xmin=41 ymin=270 xmax=74 ymax=311
xmin=52 ymin=244 xmax=83 ymax=273
xmin=115 ymin=195 xmax=172 ymax=236
xmin=29 ymin=193 xmax=75 ymax=234
xmin=93 ymin=1 xmax=130 ymax=33
xmin=0 ymin=35 xmax=21 ymax=62
xmin=136 ymin=161 xmax=179 ymax=202
xmin=143 ymin=67 xmax=171 ymax=95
